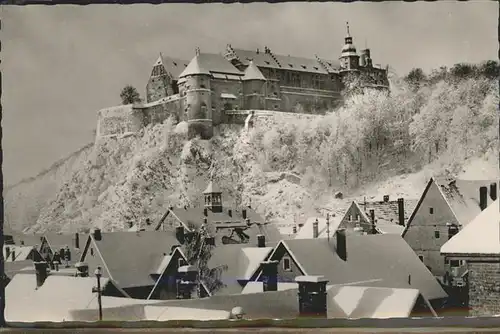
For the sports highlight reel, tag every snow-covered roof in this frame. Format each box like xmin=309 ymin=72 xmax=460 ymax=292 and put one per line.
xmin=240 ymin=246 xmax=274 ymax=280
xmin=242 ymin=282 xmax=420 ymax=319
xmin=294 ymin=215 xmax=343 ymax=240
xmin=179 ymin=54 xmax=211 ymax=78
xmin=441 ymin=200 xmax=500 ymax=256
xmin=242 ymin=61 xmax=266 ymax=81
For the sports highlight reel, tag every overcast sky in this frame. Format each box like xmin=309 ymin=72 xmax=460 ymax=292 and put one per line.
xmin=2 ymin=2 xmax=497 ymax=186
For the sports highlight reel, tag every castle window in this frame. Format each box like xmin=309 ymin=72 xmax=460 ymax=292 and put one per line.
xmin=434 ymin=230 xmax=440 ymax=239
xmin=429 ymin=208 xmax=434 ymax=214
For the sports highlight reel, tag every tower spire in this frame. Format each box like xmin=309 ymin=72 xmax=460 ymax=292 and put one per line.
xmin=346 ymin=21 xmax=350 ymax=37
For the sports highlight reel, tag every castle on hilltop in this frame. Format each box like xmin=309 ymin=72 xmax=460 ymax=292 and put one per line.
xmin=96 ymin=23 xmax=389 ymax=141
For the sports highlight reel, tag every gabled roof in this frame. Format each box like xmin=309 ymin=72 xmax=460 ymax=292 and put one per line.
xmin=402 ymin=178 xmax=498 ymax=237
xmin=242 ymin=61 xmax=266 ymax=81
xmin=158 ymin=54 xmax=189 ymax=80
xmin=358 ymin=198 xmax=418 ymax=226
xmin=3 ymin=245 xmax=37 ymax=262
xmin=441 ymin=200 xmax=500 ymax=256
xmin=265 ymin=235 xmax=446 ymax=301
xmin=180 ymin=53 xmax=242 ymax=78
xmin=89 ymin=231 xmax=179 ymax=289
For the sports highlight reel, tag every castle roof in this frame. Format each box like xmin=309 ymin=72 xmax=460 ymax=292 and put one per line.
xmin=242 ymin=61 xmax=266 ymax=81
xmin=158 ymin=55 xmax=190 ymax=80
xmin=229 ymin=48 xmax=340 ymax=74
xmin=179 ymin=54 xmax=211 ymax=78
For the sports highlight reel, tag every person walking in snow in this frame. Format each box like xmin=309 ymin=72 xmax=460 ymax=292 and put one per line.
xmin=64 ymin=245 xmax=71 ymax=268
xmin=52 ymin=251 xmax=61 ymax=271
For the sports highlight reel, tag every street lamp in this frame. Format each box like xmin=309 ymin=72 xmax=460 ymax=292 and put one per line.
xmin=92 ymin=266 xmax=103 ymax=321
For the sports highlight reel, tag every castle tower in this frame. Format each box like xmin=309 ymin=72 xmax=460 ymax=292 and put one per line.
xmin=179 ymin=48 xmax=213 ymax=140
xmin=339 ymin=22 xmax=360 ymax=71
xmin=146 ymin=53 xmax=175 ymax=103
xmin=242 ymin=60 xmax=266 ymax=110
xmin=203 ymin=180 xmax=223 ymax=213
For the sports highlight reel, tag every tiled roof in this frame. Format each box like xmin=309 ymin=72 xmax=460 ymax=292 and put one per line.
xmin=159 ymin=55 xmax=189 ymax=80
xmin=277 ymin=235 xmax=447 ymax=301
xmin=180 ymin=53 xmax=242 ymax=78
xmin=242 ymin=61 xmax=266 ymax=81
xmin=91 ymin=231 xmax=179 ymax=289
xmin=360 ymin=199 xmax=419 ymax=226
xmin=179 ymin=54 xmax=211 ymax=78
xmin=441 ymin=199 xmax=500 ymax=255
xmin=437 ymin=179 xmax=498 ymax=226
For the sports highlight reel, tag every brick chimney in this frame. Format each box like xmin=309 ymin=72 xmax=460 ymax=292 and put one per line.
xmin=75 ymin=233 xmax=80 ymax=249
xmin=75 ymin=262 xmax=89 ymax=277
xmin=480 ymin=186 xmax=488 ymax=211
xmin=257 ymin=234 xmax=266 ymax=248
xmin=397 ymin=198 xmax=405 ymax=226
xmin=336 ymin=228 xmax=347 ymax=261
xmin=312 ymin=219 xmax=319 ymax=239
xmin=295 ymin=275 xmax=329 ymax=318
xmin=260 ymin=260 xmax=279 ymax=292
xmin=176 ymin=226 xmax=185 ymax=245
xmin=383 ymin=195 xmax=390 ymax=203
xmin=369 ymin=209 xmax=376 ymax=234
xmin=34 ymin=262 xmax=49 ymax=288
xmin=92 ymin=228 xmax=102 ymax=241
xmin=490 ymin=183 xmax=498 ymax=201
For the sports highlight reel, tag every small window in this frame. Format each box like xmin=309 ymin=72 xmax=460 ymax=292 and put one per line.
xmin=450 ymin=260 xmax=460 ymax=268
xmin=90 ymin=248 xmax=94 ymax=256
xmin=265 ymin=61 xmax=270 ymax=65
xmin=313 ymin=67 xmax=319 ymax=70
xmin=289 ymin=64 xmax=293 ymax=67
xmin=178 ymin=258 xmax=185 ymax=268
xmin=434 ymin=230 xmax=440 ymax=239
xmin=355 ymin=214 xmax=359 ymax=221
xmin=173 ymin=62 xmax=177 ymax=66
xmin=348 ymin=215 xmax=352 ymax=221
xmin=301 ymin=65 xmax=306 ymax=69
xmin=418 ymin=255 xmax=424 ymax=262
xmin=429 ymin=208 xmax=434 ymax=214
xmin=283 ymin=257 xmax=291 ymax=271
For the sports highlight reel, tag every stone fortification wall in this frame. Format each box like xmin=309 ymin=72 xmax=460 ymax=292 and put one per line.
xmin=95 ymin=95 xmax=183 ymax=140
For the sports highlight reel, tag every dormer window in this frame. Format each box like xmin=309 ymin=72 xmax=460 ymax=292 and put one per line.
xmin=301 ymin=65 xmax=306 ymax=69
xmin=289 ymin=64 xmax=293 ymax=68
xmin=313 ymin=67 xmax=319 ymax=70
xmin=265 ymin=61 xmax=270 ymax=65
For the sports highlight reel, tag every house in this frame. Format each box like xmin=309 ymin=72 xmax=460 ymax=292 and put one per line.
xmin=79 ymin=229 xmax=183 ymax=299
xmin=39 ymin=232 xmax=84 ymax=266
xmin=441 ymin=199 xmax=500 ymax=316
xmin=147 ymin=234 xmax=276 ymax=299
xmin=338 ymin=196 xmax=418 ymax=236
xmin=3 ymin=245 xmax=42 ymax=263
xmin=402 ymin=178 xmax=498 ymax=280
xmin=152 ymin=181 xmax=282 ymax=245
xmin=249 ymin=231 xmax=447 ymax=309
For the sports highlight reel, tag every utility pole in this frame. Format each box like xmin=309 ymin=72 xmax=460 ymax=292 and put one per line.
xmin=92 ymin=266 xmax=103 ymax=321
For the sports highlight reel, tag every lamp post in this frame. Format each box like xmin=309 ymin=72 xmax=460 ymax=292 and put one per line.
xmin=92 ymin=266 xmax=103 ymax=321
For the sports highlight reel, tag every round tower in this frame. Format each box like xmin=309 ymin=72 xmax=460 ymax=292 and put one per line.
xmin=242 ymin=60 xmax=266 ymax=110
xmin=339 ymin=22 xmax=360 ymax=71
xmin=179 ymin=48 xmax=213 ymax=140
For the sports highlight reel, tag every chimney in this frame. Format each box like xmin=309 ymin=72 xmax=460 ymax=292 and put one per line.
xmin=75 ymin=262 xmax=89 ymax=277
xmin=92 ymin=228 xmax=102 ymax=241
xmin=34 ymin=262 xmax=49 ymax=288
xmin=397 ymin=198 xmax=405 ymax=226
xmin=5 ymin=247 xmax=10 ymax=260
xmin=204 ymin=208 xmax=208 ymax=216
xmin=491 ymin=183 xmax=498 ymax=201
xmin=257 ymin=234 xmax=266 ymax=248
xmin=313 ymin=219 xmax=319 ymax=239
xmin=75 ymin=233 xmax=80 ymax=249
xmin=295 ymin=275 xmax=329 ymax=318
xmin=480 ymin=186 xmax=488 ymax=211
xmin=176 ymin=226 xmax=185 ymax=244
xmin=293 ymin=226 xmax=297 ymax=234
xmin=242 ymin=209 xmax=247 ymax=219
xmin=369 ymin=209 xmax=376 ymax=234
xmin=260 ymin=260 xmax=279 ymax=292
xmin=228 ymin=209 xmax=232 ymax=217
xmin=205 ymin=236 xmax=215 ymax=246
xmin=336 ymin=228 xmax=347 ymax=261
xmin=383 ymin=195 xmax=390 ymax=203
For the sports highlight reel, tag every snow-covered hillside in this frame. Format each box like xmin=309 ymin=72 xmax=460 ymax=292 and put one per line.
xmin=5 ymin=75 xmax=498 ymax=234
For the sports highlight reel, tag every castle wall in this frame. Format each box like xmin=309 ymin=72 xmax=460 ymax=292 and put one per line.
xmin=279 ymin=87 xmax=340 ymax=114
xmin=146 ymin=75 xmax=170 ymax=103
xmin=210 ymin=78 xmax=243 ymax=125
xmin=96 ymin=105 xmax=144 ymax=138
